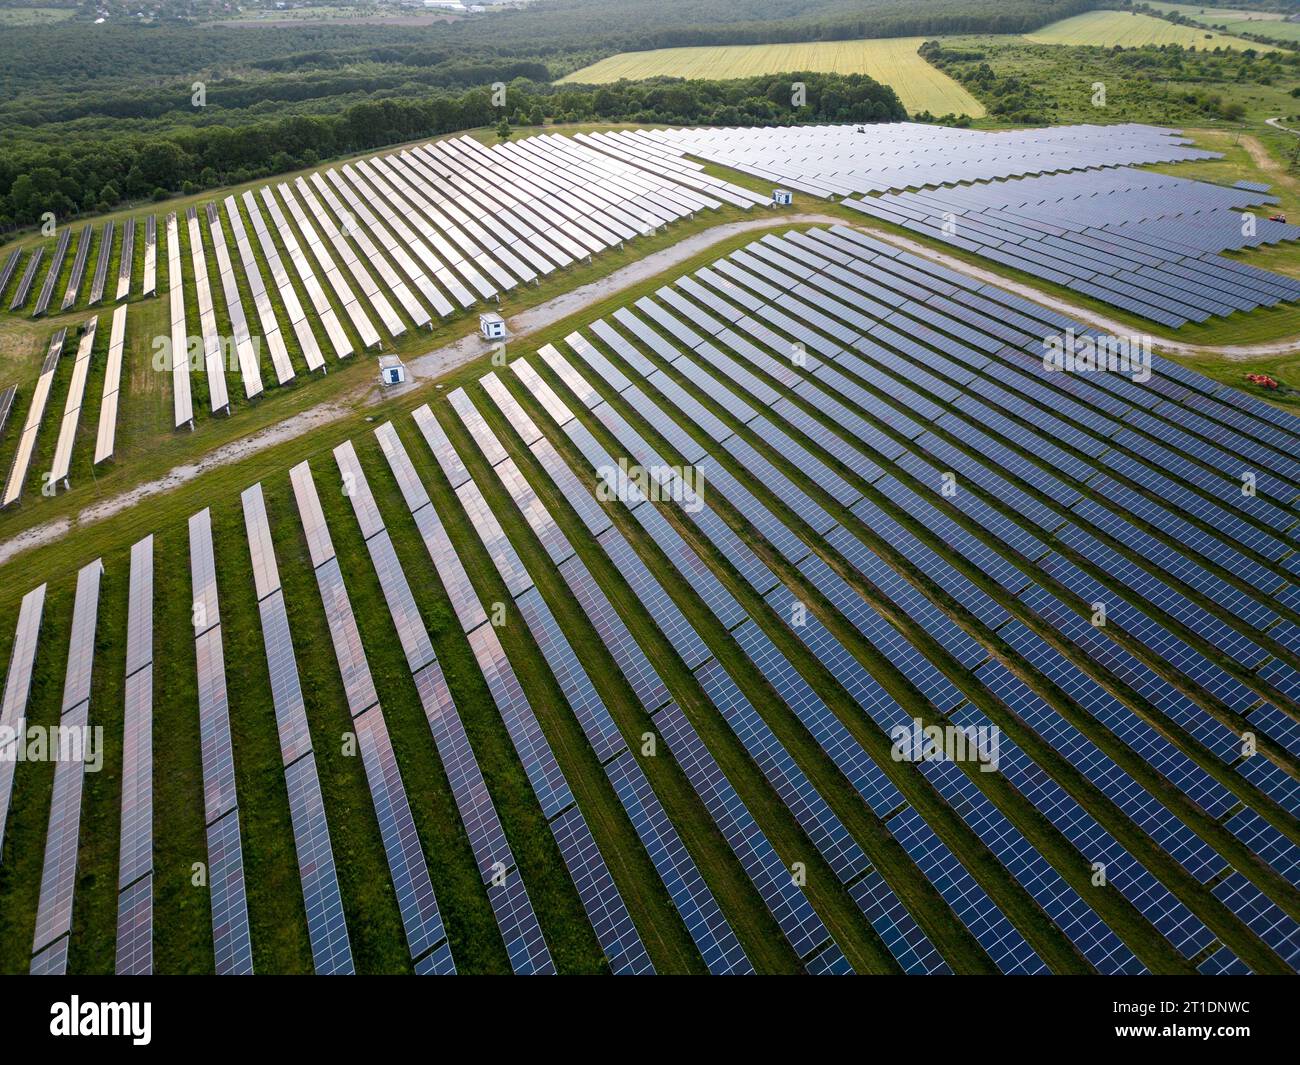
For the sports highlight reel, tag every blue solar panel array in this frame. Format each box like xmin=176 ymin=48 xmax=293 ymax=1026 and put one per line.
xmin=7 ymin=197 xmax=1300 ymax=976
xmin=451 ymin=224 xmax=1300 ymax=974
xmin=847 ymin=167 xmax=1300 ymax=327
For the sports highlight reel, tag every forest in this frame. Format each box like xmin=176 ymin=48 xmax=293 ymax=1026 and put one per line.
xmin=0 ymin=73 xmax=906 ymax=229
xmin=0 ymin=0 xmax=1094 ymax=231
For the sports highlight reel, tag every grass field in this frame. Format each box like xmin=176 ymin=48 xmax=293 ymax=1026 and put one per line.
xmin=559 ymin=37 xmax=987 ymax=118
xmin=966 ymin=34 xmax=1300 ymax=127
xmin=1025 ymin=9 xmax=1273 ymax=50
xmin=1148 ymin=3 xmax=1300 ymax=42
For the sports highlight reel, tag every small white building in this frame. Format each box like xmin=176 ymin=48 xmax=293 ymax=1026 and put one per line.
xmin=480 ymin=312 xmax=507 ymax=341
xmin=772 ymin=189 xmax=793 ymax=206
xmin=378 ymin=354 xmax=407 ymax=386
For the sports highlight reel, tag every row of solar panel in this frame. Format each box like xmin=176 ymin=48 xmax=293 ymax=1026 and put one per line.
xmin=522 ymin=335 xmax=1201 ymax=972
xmin=501 ymin=243 xmax=1294 ymax=972
xmin=2 ymin=216 xmax=147 ymax=318
xmin=498 ymin=348 xmax=1135 ymax=972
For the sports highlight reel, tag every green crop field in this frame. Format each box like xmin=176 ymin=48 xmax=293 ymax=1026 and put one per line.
xmin=559 ymin=37 xmax=988 ymax=118
xmin=1149 ymin=3 xmax=1300 ymax=43
xmin=1025 ymin=9 xmax=1272 ymax=50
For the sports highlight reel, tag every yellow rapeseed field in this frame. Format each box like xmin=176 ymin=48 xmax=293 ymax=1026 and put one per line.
xmin=559 ymin=37 xmax=987 ymax=118
xmin=1024 ymin=10 xmax=1266 ymax=50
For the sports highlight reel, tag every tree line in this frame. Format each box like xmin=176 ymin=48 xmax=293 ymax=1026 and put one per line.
xmin=0 ymin=73 xmax=905 ymax=232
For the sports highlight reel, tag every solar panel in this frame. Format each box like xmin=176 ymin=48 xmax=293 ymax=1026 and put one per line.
xmin=352 ymin=705 xmax=452 ymax=964
xmin=33 ymin=227 xmax=72 ymax=317
xmin=283 ymin=755 xmax=354 ymax=975
xmin=548 ymin=804 xmax=655 ymax=975
xmin=30 ymin=692 xmax=92 ymax=967
xmin=732 ymin=618 xmax=904 ymax=816
xmin=3 ymin=328 xmax=66 ymax=507
xmin=467 ymin=624 xmax=575 ymax=820
xmin=480 ymin=372 xmax=543 ymax=446
xmin=603 ymin=751 xmax=752 ymax=974
xmin=413 ymin=661 xmax=516 ymax=883
xmin=116 ymin=536 xmax=154 ymax=972
xmin=517 ymin=586 xmax=626 ymax=764
xmin=206 ymin=808 xmax=254 ymax=975
xmin=695 ymin=657 xmax=868 ymax=883
xmin=654 ymin=702 xmax=835 ymax=962
xmin=887 ymin=804 xmax=1048 ymax=974
xmin=164 ymin=213 xmax=193 ymax=427
xmin=456 ymin=479 xmax=534 ymax=597
xmin=93 ymin=304 xmax=128 ymax=465
xmin=88 ymin=221 xmax=113 ymax=305
xmin=140 ymin=215 xmax=156 ymax=298
xmin=0 ymin=583 xmax=46 ymax=860
xmin=558 ymin=553 xmax=671 ymax=713
xmin=114 ymin=874 xmax=152 ymax=976
xmin=848 ymin=868 xmax=952 ymax=975
xmin=48 ymin=315 xmax=99 ymax=487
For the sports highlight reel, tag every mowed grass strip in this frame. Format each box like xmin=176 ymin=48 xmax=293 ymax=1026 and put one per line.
xmin=1024 ymin=10 xmax=1274 ymax=51
xmin=560 ymin=37 xmax=986 ymax=118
